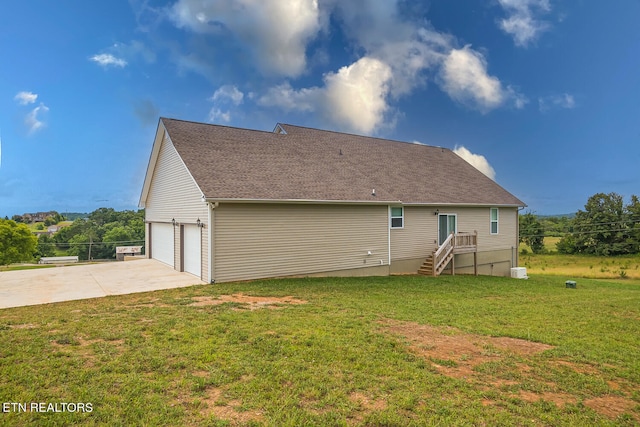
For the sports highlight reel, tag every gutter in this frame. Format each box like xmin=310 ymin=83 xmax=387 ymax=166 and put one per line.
xmin=203 ymin=198 xmax=525 ymax=208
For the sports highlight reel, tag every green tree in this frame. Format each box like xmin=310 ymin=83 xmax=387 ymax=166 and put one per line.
xmin=556 ymin=233 xmax=576 ymax=254
xmin=560 ymin=192 xmax=636 ymax=256
xmin=43 ymin=215 xmax=58 ymax=226
xmin=67 ymin=233 xmax=90 ymax=261
xmin=89 ymin=207 xmax=118 ymax=226
xmin=0 ymin=219 xmax=38 ymax=265
xmin=103 ymin=226 xmax=137 ymax=258
xmin=50 ymin=208 xmax=145 ymax=259
xmin=36 ymin=234 xmax=56 ymax=258
xmin=626 ymin=195 xmax=640 ymax=253
xmin=519 ymin=212 xmax=545 ymax=253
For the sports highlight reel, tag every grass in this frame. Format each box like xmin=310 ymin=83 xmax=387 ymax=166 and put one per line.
xmin=0 ymin=264 xmax=57 ymax=272
xmin=521 ymin=253 xmax=640 ymax=280
xmin=1 ymin=274 xmax=639 ymax=426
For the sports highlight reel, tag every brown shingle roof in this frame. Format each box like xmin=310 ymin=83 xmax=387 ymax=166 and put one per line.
xmin=161 ymin=117 xmax=525 ymax=206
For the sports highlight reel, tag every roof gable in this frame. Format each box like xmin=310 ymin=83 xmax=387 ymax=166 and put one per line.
xmin=155 ymin=118 xmax=525 ymax=206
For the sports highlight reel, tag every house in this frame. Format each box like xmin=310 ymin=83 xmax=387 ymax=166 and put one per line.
xmin=22 ymin=211 xmax=56 ymax=223
xmin=139 ymin=118 xmax=526 ymax=283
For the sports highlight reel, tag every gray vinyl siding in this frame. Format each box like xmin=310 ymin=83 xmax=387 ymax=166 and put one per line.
xmin=390 ymin=207 xmax=436 ymax=261
xmin=390 ymin=206 xmax=518 ymax=261
xmin=145 ymin=134 xmax=209 ymax=279
xmin=212 ymin=204 xmax=389 ymax=283
xmin=456 ymin=207 xmax=518 ymax=252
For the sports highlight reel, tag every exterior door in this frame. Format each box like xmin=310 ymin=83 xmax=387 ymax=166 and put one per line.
xmin=438 ymin=214 xmax=457 ymax=245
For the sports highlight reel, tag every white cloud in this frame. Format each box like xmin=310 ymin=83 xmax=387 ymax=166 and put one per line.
xmin=323 ymin=57 xmax=393 ymax=134
xmin=331 ymin=3 xmax=452 ymax=99
xmin=497 ymin=0 xmax=551 ymax=47
xmin=439 ymin=46 xmax=507 ymax=112
xmin=14 ymin=91 xmax=38 ymax=105
xmin=25 ymin=103 xmax=49 ymax=134
xmin=538 ymin=93 xmax=576 ymax=112
xmin=453 ymin=146 xmax=496 ymax=180
xmin=259 ymin=56 xmax=393 ymax=134
xmin=211 ymin=85 xmax=244 ymax=105
xmin=259 ymin=82 xmax=320 ymax=112
xmin=170 ymin=0 xmax=323 ymax=77
xmin=512 ymin=89 xmax=530 ymax=109
xmin=207 ymin=85 xmax=245 ymax=123
xmin=169 ymin=1 xmax=524 ymax=132
xmin=208 ymin=108 xmax=232 ymax=123
xmin=90 ymin=53 xmax=127 ymax=68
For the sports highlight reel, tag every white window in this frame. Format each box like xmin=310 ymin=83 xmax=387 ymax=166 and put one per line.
xmin=490 ymin=208 xmax=499 ymax=234
xmin=390 ymin=207 xmax=404 ymax=228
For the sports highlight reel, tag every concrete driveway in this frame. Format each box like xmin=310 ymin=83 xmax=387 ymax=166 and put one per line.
xmin=0 ymin=259 xmax=206 ymax=309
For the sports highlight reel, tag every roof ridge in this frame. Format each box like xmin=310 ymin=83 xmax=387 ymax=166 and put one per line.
xmin=161 ymin=117 xmax=279 ymax=136
xmin=278 ymin=123 xmax=446 ymax=150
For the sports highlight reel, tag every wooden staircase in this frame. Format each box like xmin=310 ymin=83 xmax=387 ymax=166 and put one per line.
xmin=418 ymin=252 xmax=454 ymax=276
xmin=418 ymin=231 xmax=478 ymax=277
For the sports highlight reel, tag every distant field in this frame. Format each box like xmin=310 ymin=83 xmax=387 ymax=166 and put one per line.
xmin=521 ymin=252 xmax=640 ymax=280
xmin=519 ymin=236 xmax=562 ymax=254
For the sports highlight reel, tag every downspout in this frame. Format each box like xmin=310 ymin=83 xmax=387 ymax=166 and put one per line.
xmin=208 ymin=202 xmax=218 ymax=283
xmin=516 ymin=206 xmax=525 ymax=267
xmin=388 ymin=206 xmax=391 ymax=269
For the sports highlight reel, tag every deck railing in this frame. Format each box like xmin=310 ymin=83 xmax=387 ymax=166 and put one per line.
xmin=431 ymin=231 xmax=478 ymax=276
xmin=432 ymin=233 xmax=455 ymax=276
xmin=453 ymin=231 xmax=478 ymax=254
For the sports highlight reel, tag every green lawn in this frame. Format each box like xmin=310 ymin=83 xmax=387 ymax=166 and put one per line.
xmin=1 ymin=274 xmax=638 ymax=426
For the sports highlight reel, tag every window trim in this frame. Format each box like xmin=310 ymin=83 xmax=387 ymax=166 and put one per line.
xmin=438 ymin=213 xmax=457 ymax=245
xmin=490 ymin=208 xmax=499 ymax=235
xmin=390 ymin=206 xmax=404 ymax=229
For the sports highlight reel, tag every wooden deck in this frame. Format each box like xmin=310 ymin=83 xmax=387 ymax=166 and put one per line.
xmin=418 ymin=231 xmax=478 ymax=276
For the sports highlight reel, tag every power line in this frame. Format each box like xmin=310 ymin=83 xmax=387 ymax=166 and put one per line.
xmin=38 ymin=240 xmax=144 ymax=247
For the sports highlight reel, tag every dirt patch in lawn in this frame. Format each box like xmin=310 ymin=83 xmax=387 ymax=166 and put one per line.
xmin=200 ymin=386 xmax=265 ymax=425
xmin=517 ymin=391 xmax=577 ymax=407
xmin=188 ymin=294 xmax=307 ymax=310
xmin=584 ymin=396 xmax=639 ymax=420
xmin=381 ymin=319 xmax=553 ymax=380
xmin=381 ymin=319 xmax=640 ymax=421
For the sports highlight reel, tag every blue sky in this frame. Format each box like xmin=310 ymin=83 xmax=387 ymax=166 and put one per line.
xmin=1 ymin=0 xmax=639 ymax=217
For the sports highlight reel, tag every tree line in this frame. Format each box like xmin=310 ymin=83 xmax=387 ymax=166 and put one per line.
xmin=520 ymin=192 xmax=640 ymax=255
xmin=0 ymin=208 xmax=145 ymax=265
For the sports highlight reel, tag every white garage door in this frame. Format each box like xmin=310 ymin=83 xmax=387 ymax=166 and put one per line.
xmin=151 ymin=223 xmax=174 ymax=267
xmin=183 ymin=225 xmax=201 ymax=277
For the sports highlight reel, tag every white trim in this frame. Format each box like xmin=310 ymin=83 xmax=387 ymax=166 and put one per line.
xmin=205 ymin=197 xmax=399 ymax=205
xmin=490 ymin=207 xmax=499 ymax=235
xmin=402 ymin=202 xmax=525 ymax=208
xmin=389 ymin=206 xmax=404 ymax=229
xmin=388 ymin=216 xmax=391 ymax=266
xmin=207 ymin=203 xmax=213 ymax=283
xmin=273 ymin=123 xmax=288 ymax=134
xmin=437 ymin=213 xmax=458 ymax=245
xmin=138 ymin=121 xmax=166 ymax=208
xmin=204 ymin=198 xmax=524 ymax=208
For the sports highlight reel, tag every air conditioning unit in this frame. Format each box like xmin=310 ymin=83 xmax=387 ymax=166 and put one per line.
xmin=510 ymin=267 xmax=528 ymax=279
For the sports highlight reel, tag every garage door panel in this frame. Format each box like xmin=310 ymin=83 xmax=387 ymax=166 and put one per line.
xmin=151 ymin=223 xmax=174 ymax=267
xmin=183 ymin=225 xmax=201 ymax=277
